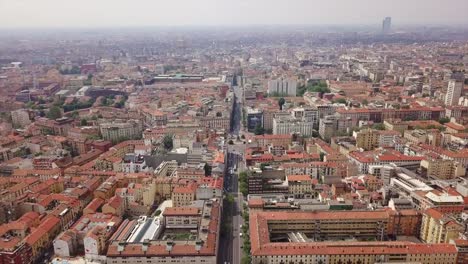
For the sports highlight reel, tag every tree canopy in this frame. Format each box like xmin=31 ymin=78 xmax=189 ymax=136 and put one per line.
xmin=278 ymin=97 xmax=286 ymax=110
xmin=163 ymin=134 xmax=173 ymax=151
xmin=438 ymin=117 xmax=450 ymax=124
xmin=204 ymin=163 xmax=212 ymax=176
xmin=80 ymin=119 xmax=88 ymax=126
xmin=47 ymin=106 xmax=62 ymax=120
xmin=372 ymin=123 xmax=386 ymax=130
xmin=254 ymin=124 xmax=265 ymax=135
xmin=334 ymin=98 xmax=347 ymax=104
xmin=296 ymin=81 xmax=329 ymax=96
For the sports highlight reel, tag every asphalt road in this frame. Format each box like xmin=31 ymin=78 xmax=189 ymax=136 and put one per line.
xmin=230 ymin=86 xmax=243 ymax=136
xmin=219 ymin=86 xmax=245 ymax=264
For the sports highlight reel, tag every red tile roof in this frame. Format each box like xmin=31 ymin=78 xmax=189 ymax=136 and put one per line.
xmin=163 ymin=207 xmax=200 ymax=216
xmin=249 ymin=210 xmax=457 ymax=256
xmin=287 ymin=175 xmax=313 ymax=182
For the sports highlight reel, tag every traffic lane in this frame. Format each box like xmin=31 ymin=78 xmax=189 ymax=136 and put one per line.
xmin=236 ymin=193 xmax=244 ymax=263
xmin=232 ymin=199 xmax=240 ymax=264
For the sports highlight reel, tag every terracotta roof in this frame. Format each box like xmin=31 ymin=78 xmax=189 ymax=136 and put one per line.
xmin=84 ymin=198 xmax=105 ymax=214
xmin=107 ymin=202 xmax=220 ymax=257
xmin=287 ymin=175 xmax=313 ymax=182
xmin=424 ymin=208 xmax=444 ymax=220
xmin=248 ymin=198 xmax=264 ymax=208
xmin=250 ymin=210 xmax=457 ymax=256
xmin=445 ymin=122 xmax=465 ymax=131
xmin=163 ymin=207 xmax=200 ymax=216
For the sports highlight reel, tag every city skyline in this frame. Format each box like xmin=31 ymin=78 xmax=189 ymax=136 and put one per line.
xmin=0 ymin=0 xmax=468 ymax=28
xmin=0 ymin=1 xmax=468 ymax=264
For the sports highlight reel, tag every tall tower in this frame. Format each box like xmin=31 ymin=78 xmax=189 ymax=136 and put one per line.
xmin=445 ymin=72 xmax=465 ymax=106
xmin=382 ymin=17 xmax=392 ymax=34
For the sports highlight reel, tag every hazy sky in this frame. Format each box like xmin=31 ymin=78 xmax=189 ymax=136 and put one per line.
xmin=0 ymin=0 xmax=467 ymax=28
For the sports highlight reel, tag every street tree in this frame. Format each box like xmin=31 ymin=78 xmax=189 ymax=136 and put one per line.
xmin=278 ymin=97 xmax=285 ymax=110
xmin=47 ymin=106 xmax=62 ymax=120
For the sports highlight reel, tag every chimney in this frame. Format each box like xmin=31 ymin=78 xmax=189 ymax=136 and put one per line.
xmin=142 ymin=239 xmax=150 ymax=252
xmin=166 ymin=240 xmax=174 ymax=252
xmin=117 ymin=242 xmax=126 ymax=253
xmin=195 ymin=240 xmax=204 ymax=252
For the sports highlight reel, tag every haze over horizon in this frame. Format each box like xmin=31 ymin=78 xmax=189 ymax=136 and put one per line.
xmin=0 ymin=0 xmax=468 ymax=29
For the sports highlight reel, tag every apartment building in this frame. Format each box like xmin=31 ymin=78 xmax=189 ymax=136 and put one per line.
xmin=268 ymin=77 xmax=297 ymax=97
xmin=287 ymin=174 xmax=313 ymax=197
xmin=420 ymin=208 xmax=464 ymax=244
xmin=273 ymin=116 xmax=314 ymax=136
xmin=319 ymin=115 xmax=353 ymax=141
xmin=420 ymin=158 xmax=462 ymax=180
xmin=445 ymin=77 xmax=464 ymax=106
xmin=163 ymin=207 xmax=200 ymax=229
xmin=106 ymin=200 xmax=221 ymax=264
xmin=172 ymin=184 xmax=197 ymax=207
xmin=250 ymin=210 xmax=458 ymax=264
xmin=354 ymin=128 xmax=379 ymax=151
xmin=253 ymin=134 xmax=292 ymax=148
xmin=200 ymin=114 xmax=230 ymax=130
xmin=10 ymin=109 xmax=31 ymax=129
xmin=99 ymin=119 xmax=143 ymax=142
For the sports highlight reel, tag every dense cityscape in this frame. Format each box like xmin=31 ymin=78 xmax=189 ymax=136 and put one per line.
xmin=0 ymin=5 xmax=468 ymax=264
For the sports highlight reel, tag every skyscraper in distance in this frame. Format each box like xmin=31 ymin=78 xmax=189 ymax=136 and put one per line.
xmin=445 ymin=72 xmax=465 ymax=106
xmin=382 ymin=17 xmax=392 ymax=34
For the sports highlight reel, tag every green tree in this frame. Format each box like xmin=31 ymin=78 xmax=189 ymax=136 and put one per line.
xmin=25 ymin=101 xmax=35 ymax=109
xmin=204 ymin=163 xmax=212 ymax=176
xmin=254 ymin=124 xmax=265 ymax=135
xmin=260 ymin=163 xmax=269 ymax=171
xmin=334 ymin=98 xmax=347 ymax=104
xmin=438 ymin=117 xmax=450 ymax=124
xmin=47 ymin=106 xmax=62 ymax=120
xmin=163 ymin=134 xmax=173 ymax=151
xmin=228 ymin=140 xmax=234 ymax=145
xmin=70 ymin=110 xmax=79 ymax=119
xmin=278 ymin=97 xmax=286 ymax=110
xmin=319 ymin=152 xmax=325 ymax=162
xmin=239 ymin=171 xmax=249 ymax=196
xmin=241 ymin=255 xmax=251 ymax=264
xmin=372 ymin=123 xmax=386 ymax=130
xmin=226 ymin=194 xmax=235 ymax=204
xmin=362 ymin=99 xmax=368 ymax=105
xmin=80 ymin=119 xmax=88 ymax=126
xmin=53 ymin=98 xmax=65 ymax=107
xmin=296 ymin=81 xmax=329 ymax=96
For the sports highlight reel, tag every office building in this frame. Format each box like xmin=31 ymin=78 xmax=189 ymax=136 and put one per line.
xmin=246 ymin=108 xmax=264 ymax=132
xmin=382 ymin=17 xmax=392 ymax=34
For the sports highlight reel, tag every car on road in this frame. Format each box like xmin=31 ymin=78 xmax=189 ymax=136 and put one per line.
xmin=239 ymin=232 xmax=243 ymax=237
